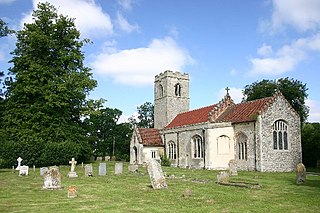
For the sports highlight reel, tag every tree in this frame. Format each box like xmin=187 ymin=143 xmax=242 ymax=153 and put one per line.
xmin=129 ymin=102 xmax=154 ymax=128
xmin=242 ymin=78 xmax=309 ymax=123
xmin=0 ymin=18 xmax=14 ymax=37
xmin=0 ymin=3 xmax=97 ymax=167
xmin=301 ymin=122 xmax=320 ymax=167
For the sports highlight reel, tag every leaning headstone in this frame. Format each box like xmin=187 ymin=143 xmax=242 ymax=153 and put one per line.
xmin=146 ymin=159 xmax=167 ymax=189
xmin=67 ymin=158 xmax=78 ymax=178
xmin=217 ymin=171 xmax=229 ymax=183
xmin=128 ymin=164 xmax=138 ymax=173
xmin=296 ymin=163 xmax=306 ymax=184
xmin=43 ymin=167 xmax=61 ymax=189
xmin=67 ymin=186 xmax=77 ymax=198
xmin=19 ymin=165 xmax=29 ymax=176
xmin=84 ymin=164 xmax=93 ymax=177
xmin=115 ymin=162 xmax=123 ymax=175
xmin=99 ymin=163 xmax=107 ymax=176
xmin=16 ymin=157 xmax=22 ymax=170
xmin=40 ymin=167 xmax=48 ymax=176
xmin=228 ymin=159 xmax=238 ymax=176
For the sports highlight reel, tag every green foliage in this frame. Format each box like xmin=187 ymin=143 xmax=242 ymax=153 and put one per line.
xmin=160 ymin=155 xmax=171 ymax=166
xmin=301 ymin=122 xmax=320 ymax=167
xmin=129 ymin=101 xmax=154 ymax=128
xmin=242 ymin=78 xmax=309 ymax=123
xmin=0 ymin=2 xmax=96 ymax=167
xmin=0 ymin=18 xmax=14 ymax=38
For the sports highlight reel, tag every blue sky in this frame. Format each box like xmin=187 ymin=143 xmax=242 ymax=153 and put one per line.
xmin=0 ymin=0 xmax=319 ymax=122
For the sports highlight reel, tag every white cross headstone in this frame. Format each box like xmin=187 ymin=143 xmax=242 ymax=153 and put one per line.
xmin=67 ymin=158 xmax=78 ymax=178
xmin=16 ymin=157 xmax=22 ymax=170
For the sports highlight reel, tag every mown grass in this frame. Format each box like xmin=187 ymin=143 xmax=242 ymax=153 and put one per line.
xmin=0 ymin=161 xmax=319 ymax=213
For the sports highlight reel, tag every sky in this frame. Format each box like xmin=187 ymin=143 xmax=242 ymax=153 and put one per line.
xmin=0 ymin=0 xmax=319 ymax=123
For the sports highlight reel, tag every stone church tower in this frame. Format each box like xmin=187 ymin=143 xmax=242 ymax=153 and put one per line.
xmin=154 ymin=70 xmax=190 ymax=129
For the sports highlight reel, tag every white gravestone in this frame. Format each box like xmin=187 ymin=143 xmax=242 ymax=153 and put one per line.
xmin=43 ymin=167 xmax=61 ymax=189
xmin=146 ymin=159 xmax=167 ymax=189
xmin=40 ymin=167 xmax=48 ymax=176
xmin=84 ymin=164 xmax=93 ymax=177
xmin=98 ymin=163 xmax=106 ymax=176
xmin=128 ymin=164 xmax=138 ymax=173
xmin=19 ymin=165 xmax=29 ymax=176
xmin=67 ymin=158 xmax=78 ymax=178
xmin=115 ymin=162 xmax=123 ymax=175
xmin=16 ymin=157 xmax=22 ymax=170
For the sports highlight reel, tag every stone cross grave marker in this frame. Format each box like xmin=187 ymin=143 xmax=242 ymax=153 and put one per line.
xmin=228 ymin=159 xmax=238 ymax=176
xmin=85 ymin=164 xmax=93 ymax=177
xmin=43 ymin=166 xmax=61 ymax=189
xmin=296 ymin=163 xmax=306 ymax=184
xmin=99 ymin=163 xmax=106 ymax=176
xmin=115 ymin=162 xmax=123 ymax=175
xmin=16 ymin=157 xmax=22 ymax=170
xmin=67 ymin=158 xmax=78 ymax=178
xmin=40 ymin=167 xmax=48 ymax=176
xmin=146 ymin=159 xmax=167 ymax=189
xmin=19 ymin=165 xmax=29 ymax=176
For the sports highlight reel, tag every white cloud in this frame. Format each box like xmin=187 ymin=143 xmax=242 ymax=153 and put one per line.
xmin=249 ymin=33 xmax=320 ymax=76
xmin=116 ymin=12 xmax=139 ymax=33
xmin=0 ymin=0 xmax=15 ymax=4
xmin=91 ymin=36 xmax=194 ymax=86
xmin=21 ymin=0 xmax=113 ymax=38
xmin=218 ymin=87 xmax=243 ymax=104
xmin=270 ymin=0 xmax=320 ymax=32
xmin=257 ymin=43 xmax=273 ymax=57
xmin=306 ymin=99 xmax=320 ymax=122
xmin=117 ymin=0 xmax=134 ymax=11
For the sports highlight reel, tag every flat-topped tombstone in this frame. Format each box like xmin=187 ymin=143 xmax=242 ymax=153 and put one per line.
xmin=67 ymin=186 xmax=77 ymax=198
xmin=115 ymin=162 xmax=123 ymax=175
xmin=217 ymin=171 xmax=230 ymax=183
xmin=99 ymin=163 xmax=106 ymax=176
xmin=228 ymin=159 xmax=238 ymax=176
xmin=43 ymin=167 xmax=61 ymax=189
xmin=296 ymin=163 xmax=306 ymax=184
xmin=146 ymin=159 xmax=167 ymax=189
xmin=40 ymin=167 xmax=48 ymax=176
xmin=67 ymin=158 xmax=78 ymax=178
xmin=128 ymin=164 xmax=138 ymax=173
xmin=16 ymin=157 xmax=22 ymax=170
xmin=84 ymin=164 xmax=93 ymax=177
xmin=19 ymin=165 xmax=29 ymax=176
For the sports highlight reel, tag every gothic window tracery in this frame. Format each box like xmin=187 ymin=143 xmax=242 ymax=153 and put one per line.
xmin=237 ymin=132 xmax=247 ymax=160
xmin=193 ymin=135 xmax=203 ymax=158
xmin=273 ymin=120 xmax=288 ymax=150
xmin=168 ymin=141 xmax=176 ymax=159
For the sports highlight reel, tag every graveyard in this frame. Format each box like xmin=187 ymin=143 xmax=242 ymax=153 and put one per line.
xmin=0 ymin=161 xmax=319 ymax=213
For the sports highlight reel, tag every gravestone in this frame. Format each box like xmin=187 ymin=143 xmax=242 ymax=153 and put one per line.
xmin=19 ymin=165 xmax=29 ymax=176
xmin=105 ymin=156 xmax=111 ymax=161
xmin=146 ymin=159 xmax=167 ymax=189
xmin=217 ymin=171 xmax=229 ymax=183
xmin=99 ymin=163 xmax=107 ymax=176
xmin=67 ymin=186 xmax=77 ymax=198
xmin=16 ymin=157 xmax=22 ymax=170
xmin=40 ymin=167 xmax=48 ymax=176
xmin=67 ymin=158 xmax=78 ymax=178
xmin=228 ymin=159 xmax=238 ymax=176
xmin=296 ymin=163 xmax=306 ymax=184
xmin=128 ymin=164 xmax=138 ymax=173
xmin=96 ymin=157 xmax=103 ymax=161
xmin=43 ymin=167 xmax=61 ymax=189
xmin=115 ymin=162 xmax=123 ymax=175
xmin=85 ymin=164 xmax=93 ymax=177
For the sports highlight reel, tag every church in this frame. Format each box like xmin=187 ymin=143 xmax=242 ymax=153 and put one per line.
xmin=130 ymin=70 xmax=302 ymax=172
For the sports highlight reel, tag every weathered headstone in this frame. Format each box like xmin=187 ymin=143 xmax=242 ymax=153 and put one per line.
xmin=105 ymin=156 xmax=111 ymax=161
xmin=228 ymin=159 xmax=238 ymax=176
xmin=85 ymin=164 xmax=93 ymax=177
xmin=115 ymin=162 xmax=123 ymax=175
xmin=16 ymin=157 xmax=22 ymax=170
xmin=296 ymin=163 xmax=306 ymax=184
xmin=217 ymin=171 xmax=229 ymax=183
xmin=146 ymin=159 xmax=167 ymax=189
xmin=96 ymin=157 xmax=103 ymax=161
xmin=67 ymin=157 xmax=78 ymax=178
xmin=67 ymin=186 xmax=77 ymax=198
xmin=40 ymin=167 xmax=48 ymax=176
xmin=43 ymin=167 xmax=61 ymax=189
xmin=128 ymin=164 xmax=138 ymax=173
xmin=19 ymin=165 xmax=29 ymax=176
xmin=99 ymin=163 xmax=106 ymax=176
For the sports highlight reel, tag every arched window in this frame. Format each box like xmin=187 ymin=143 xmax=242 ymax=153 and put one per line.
xmin=174 ymin=83 xmax=182 ymax=97
xmin=273 ymin=120 xmax=288 ymax=150
xmin=168 ymin=141 xmax=176 ymax=159
xmin=237 ymin=132 xmax=247 ymax=160
xmin=193 ymin=135 xmax=203 ymax=158
xmin=158 ymin=84 xmax=164 ymax=98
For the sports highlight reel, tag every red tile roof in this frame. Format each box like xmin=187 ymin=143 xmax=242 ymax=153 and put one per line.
xmin=165 ymin=96 xmax=275 ymax=128
xmin=165 ymin=104 xmax=217 ymax=128
xmin=138 ymin=128 xmax=163 ymax=146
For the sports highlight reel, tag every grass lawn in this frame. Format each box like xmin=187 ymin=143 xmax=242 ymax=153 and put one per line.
xmin=0 ymin=161 xmax=319 ymax=213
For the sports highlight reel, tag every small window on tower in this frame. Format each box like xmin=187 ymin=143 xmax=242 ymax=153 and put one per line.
xmin=175 ymin=83 xmax=181 ymax=97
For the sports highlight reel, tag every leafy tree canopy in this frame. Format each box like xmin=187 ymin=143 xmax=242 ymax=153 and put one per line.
xmin=129 ymin=101 xmax=154 ymax=128
xmin=242 ymin=78 xmax=309 ymax=124
xmin=0 ymin=18 xmax=14 ymax=37
xmin=301 ymin=122 xmax=320 ymax=167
